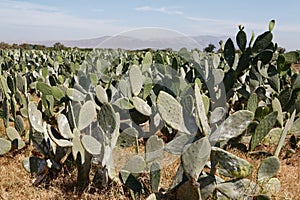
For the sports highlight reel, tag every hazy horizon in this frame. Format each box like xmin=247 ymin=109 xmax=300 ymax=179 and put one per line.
xmin=1 ymin=0 xmax=299 ymax=50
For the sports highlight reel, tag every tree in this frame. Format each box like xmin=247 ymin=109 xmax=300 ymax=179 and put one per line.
xmin=203 ymin=43 xmax=216 ymax=53
xmin=53 ymin=42 xmax=66 ymax=51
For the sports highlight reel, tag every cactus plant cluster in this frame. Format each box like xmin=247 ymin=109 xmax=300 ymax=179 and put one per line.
xmin=0 ymin=20 xmax=299 ymax=199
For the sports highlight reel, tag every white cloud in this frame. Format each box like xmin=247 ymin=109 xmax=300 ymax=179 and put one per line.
xmin=0 ymin=0 xmax=131 ymax=40
xmin=135 ymin=6 xmax=183 ymax=15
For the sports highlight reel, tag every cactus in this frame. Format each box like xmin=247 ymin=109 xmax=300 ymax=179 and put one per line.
xmin=66 ymin=88 xmax=86 ymax=101
xmin=157 ymin=91 xmax=189 ymax=133
xmin=145 ymin=135 xmax=164 ymax=165
xmin=95 ymin=84 xmax=108 ymax=104
xmin=6 ymin=126 xmax=25 ymax=150
xmin=114 ymin=97 xmax=134 ymax=110
xmin=211 ymin=147 xmax=253 ymax=178
xmin=150 ymin=161 xmax=161 ymax=193
xmin=28 ymin=101 xmax=44 ymax=133
xmin=247 ymin=93 xmax=258 ymax=114
xmin=210 ymin=107 xmax=226 ymax=124
xmin=0 ymin=138 xmax=11 ymax=155
xmin=209 ymin=110 xmax=254 ymax=146
xmin=132 ymin=96 xmax=152 ymax=116
xmin=224 ymin=38 xmax=235 ymax=67
xmin=72 ymin=128 xmax=85 ymax=164
xmin=116 ymin=127 xmax=138 ymax=148
xmin=181 ymin=95 xmax=194 ymax=116
xmin=269 ymin=19 xmax=275 ymax=32
xmin=120 ymin=169 xmax=143 ymax=193
xmin=271 ymin=98 xmax=283 ymax=127
xmin=51 ymin=86 xmax=65 ymax=101
xmin=77 ymin=100 xmax=96 ymax=131
xmin=97 ymin=102 xmax=117 ymax=136
xmin=142 ymin=51 xmax=153 ymax=72
xmin=250 ymin=111 xmax=278 ymax=151
xmin=261 ymin=178 xmax=280 ymax=197
xmin=129 ymin=65 xmax=143 ymax=96
xmin=261 ymin=128 xmax=282 ymax=146
xmin=252 ymin=31 xmax=273 ymax=53
xmin=257 ymin=156 xmax=280 ymax=182
xmin=165 ymin=133 xmax=193 ymax=155
xmin=274 ymin=110 xmax=296 ymax=157
xmin=14 ymin=115 xmax=25 ymax=134
xmin=236 ymin=25 xmax=247 ymax=52
xmin=2 ymin=98 xmax=9 ymax=128
xmin=57 ymin=113 xmax=73 ymax=139
xmin=81 ymin=135 xmax=102 ymax=155
xmin=194 ymin=83 xmax=210 ymax=136
xmin=182 ymin=137 xmax=210 ymax=181
xmin=123 ymin=155 xmax=146 ymax=176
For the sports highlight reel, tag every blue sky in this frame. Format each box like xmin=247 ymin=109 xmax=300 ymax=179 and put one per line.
xmin=0 ymin=0 xmax=299 ymax=50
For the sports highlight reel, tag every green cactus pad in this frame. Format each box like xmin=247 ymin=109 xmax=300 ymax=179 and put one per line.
xmin=6 ymin=126 xmax=25 ymax=150
xmin=81 ymin=135 xmax=102 ymax=155
xmin=252 ymin=31 xmax=273 ymax=52
xmin=261 ymin=128 xmax=282 ymax=146
xmin=165 ymin=133 xmax=193 ymax=155
xmin=142 ymin=51 xmax=153 ymax=72
xmin=113 ymin=97 xmax=134 ymax=110
xmin=51 ymin=86 xmax=65 ymax=101
xmin=98 ymin=103 xmax=117 ymax=135
xmin=271 ymin=98 xmax=283 ymax=127
xmin=250 ymin=111 xmax=278 ymax=151
xmin=150 ymin=161 xmax=161 ymax=192
xmin=129 ymin=65 xmax=143 ymax=96
xmin=182 ymin=137 xmax=211 ymax=180
xmin=66 ymin=88 xmax=86 ymax=101
xmin=6 ymin=126 xmax=21 ymax=141
xmin=157 ymin=91 xmax=189 ymax=133
xmin=47 ymin=124 xmax=73 ymax=147
xmin=209 ymin=110 xmax=254 ymax=146
xmin=247 ymin=93 xmax=258 ymax=114
xmin=224 ymin=38 xmax=235 ymax=67
xmin=95 ymin=85 xmax=108 ymax=104
xmin=257 ymin=156 xmax=280 ymax=182
xmin=123 ymin=155 xmax=146 ymax=175
xmin=14 ymin=115 xmax=25 ymax=134
xmin=132 ymin=96 xmax=152 ymax=116
xmin=72 ymin=128 xmax=85 ymax=164
xmin=236 ymin=27 xmax=247 ymax=52
xmin=116 ymin=127 xmax=138 ymax=148
xmin=0 ymin=138 xmax=11 ymax=155
xmin=145 ymin=135 xmax=164 ymax=164
xmin=211 ymin=147 xmax=253 ymax=178
xmin=28 ymin=101 xmax=44 ymax=133
xmin=210 ymin=107 xmax=226 ymax=124
xmin=57 ymin=114 xmax=74 ymax=139
xmin=119 ymin=170 xmax=143 ymax=193
xmin=78 ymin=101 xmax=96 ymax=131
xmin=36 ymin=81 xmax=52 ymax=96
xmin=194 ymin=83 xmax=210 ymax=135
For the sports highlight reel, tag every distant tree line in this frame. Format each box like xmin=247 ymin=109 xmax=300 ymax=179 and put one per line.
xmin=0 ymin=42 xmax=92 ymax=51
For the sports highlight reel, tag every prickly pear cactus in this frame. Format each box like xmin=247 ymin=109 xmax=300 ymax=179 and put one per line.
xmin=250 ymin=111 xmax=278 ymax=151
xmin=182 ymin=137 xmax=210 ymax=181
xmin=211 ymin=147 xmax=253 ymax=178
xmin=157 ymin=91 xmax=189 ymax=133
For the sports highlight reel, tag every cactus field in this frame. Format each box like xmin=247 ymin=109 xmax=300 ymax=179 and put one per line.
xmin=0 ymin=20 xmax=300 ymax=199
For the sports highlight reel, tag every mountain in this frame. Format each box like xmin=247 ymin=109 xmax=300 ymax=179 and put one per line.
xmin=16 ymin=35 xmax=228 ymax=50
